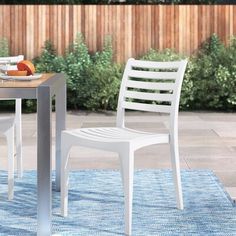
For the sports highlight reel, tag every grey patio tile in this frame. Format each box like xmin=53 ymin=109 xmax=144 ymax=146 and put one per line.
xmin=0 ymin=112 xmax=15 ymax=117
xmin=69 ymin=156 xmax=120 ymax=170
xmin=179 ymin=136 xmax=223 ymax=147
xmin=0 ymin=157 xmax=7 ymax=170
xmin=166 ymin=121 xmax=212 ymax=130
xmin=68 ymin=156 xmax=188 ymax=170
xmin=221 ymin=137 xmax=236 ymax=148
xmin=0 ymin=136 xmax=7 ymax=143
xmin=199 ymin=112 xmax=236 ymax=122
xmin=22 ymin=113 xmax=37 ymax=121
xmin=180 ymin=146 xmax=236 ymax=158
xmin=126 ymin=122 xmax=167 ymax=131
xmin=185 ymin=157 xmax=236 ymax=171
xmin=81 ymin=122 xmax=116 ymax=128
xmin=179 ymin=129 xmax=218 ymax=137
xmin=21 ymin=125 xmax=36 ymax=138
xmin=214 ymin=171 xmax=236 ymax=187
xmin=125 ymin=111 xmax=160 ymax=117
xmin=225 ymin=187 xmax=236 ymax=202
xmin=134 ymin=156 xmax=188 ymax=169
xmin=210 ymin=122 xmax=236 ymax=138
xmin=179 ymin=111 xmax=204 ymax=117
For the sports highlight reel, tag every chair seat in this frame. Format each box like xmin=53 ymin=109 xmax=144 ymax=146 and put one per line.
xmin=63 ymin=127 xmax=169 ymax=150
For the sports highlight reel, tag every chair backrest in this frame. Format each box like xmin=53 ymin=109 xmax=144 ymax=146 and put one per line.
xmin=116 ymin=58 xmax=188 ymax=128
xmin=0 ymin=55 xmax=24 ymax=71
xmin=0 ymin=56 xmax=24 ymax=110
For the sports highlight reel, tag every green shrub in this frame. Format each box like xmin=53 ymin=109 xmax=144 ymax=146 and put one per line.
xmin=27 ymin=41 xmax=64 ymax=112
xmin=62 ymin=34 xmax=122 ymax=111
xmin=214 ymin=36 xmax=236 ymax=108
xmin=83 ymin=37 xmax=122 ymax=110
xmin=141 ymin=48 xmax=184 ymax=62
xmin=140 ymin=37 xmax=236 ymax=111
xmin=187 ymin=34 xmax=236 ymax=110
xmin=64 ymin=33 xmax=92 ymax=109
xmin=34 ymin=40 xmax=65 ymax=73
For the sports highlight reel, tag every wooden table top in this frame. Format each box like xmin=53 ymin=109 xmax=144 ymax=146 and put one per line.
xmin=0 ymin=73 xmax=55 ymax=88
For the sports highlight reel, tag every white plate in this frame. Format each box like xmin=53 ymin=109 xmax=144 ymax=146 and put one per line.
xmin=0 ymin=73 xmax=42 ymax=81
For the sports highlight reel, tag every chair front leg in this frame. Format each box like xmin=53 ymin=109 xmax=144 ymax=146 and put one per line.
xmin=61 ymin=139 xmax=72 ymax=217
xmin=170 ymin=133 xmax=183 ymax=210
xmin=119 ymin=146 xmax=134 ymax=236
xmin=5 ymin=126 xmax=14 ymax=200
xmin=15 ymin=99 xmax=22 ymax=178
xmin=119 ymin=154 xmax=125 ymax=189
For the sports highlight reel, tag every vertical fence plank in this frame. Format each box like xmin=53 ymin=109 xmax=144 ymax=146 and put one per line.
xmin=234 ymin=6 xmax=236 ymax=35
xmin=26 ymin=5 xmax=34 ymax=59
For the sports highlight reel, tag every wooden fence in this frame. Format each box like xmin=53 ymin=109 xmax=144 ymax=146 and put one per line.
xmin=0 ymin=5 xmax=236 ymax=62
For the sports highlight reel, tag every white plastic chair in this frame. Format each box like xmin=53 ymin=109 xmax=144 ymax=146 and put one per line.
xmin=60 ymin=58 xmax=188 ymax=235
xmin=0 ymin=55 xmax=24 ymax=199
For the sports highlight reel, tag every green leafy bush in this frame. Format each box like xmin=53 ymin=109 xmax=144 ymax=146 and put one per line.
xmin=83 ymin=37 xmax=122 ymax=110
xmin=187 ymin=34 xmax=236 ymax=110
xmin=140 ymin=36 xmax=236 ymax=111
xmin=27 ymin=41 xmax=64 ymax=112
xmin=33 ymin=34 xmax=122 ymax=111
xmin=63 ymin=33 xmax=92 ymax=109
xmin=215 ymin=36 xmax=236 ymax=108
xmin=64 ymin=35 xmax=122 ymax=110
xmin=34 ymin=40 xmax=65 ymax=73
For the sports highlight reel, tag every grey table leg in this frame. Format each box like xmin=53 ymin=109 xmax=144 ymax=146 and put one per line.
xmin=37 ymin=86 xmax=52 ymax=236
xmin=55 ymin=78 xmax=66 ymax=191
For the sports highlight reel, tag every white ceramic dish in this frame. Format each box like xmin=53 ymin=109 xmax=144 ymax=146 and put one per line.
xmin=0 ymin=73 xmax=42 ymax=81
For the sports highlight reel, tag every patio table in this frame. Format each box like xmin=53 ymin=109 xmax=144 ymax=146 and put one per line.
xmin=0 ymin=73 xmax=66 ymax=236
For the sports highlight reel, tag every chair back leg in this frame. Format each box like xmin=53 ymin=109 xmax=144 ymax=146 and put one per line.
xmin=170 ymin=133 xmax=183 ymax=210
xmin=61 ymin=137 xmax=72 ymax=217
xmin=120 ymin=147 xmax=134 ymax=236
xmin=5 ymin=126 xmax=14 ymax=200
xmin=15 ymin=99 xmax=22 ymax=178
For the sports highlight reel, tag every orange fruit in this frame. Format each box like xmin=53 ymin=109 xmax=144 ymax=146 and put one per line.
xmin=17 ymin=60 xmax=35 ymax=76
xmin=7 ymin=70 xmax=28 ymax=76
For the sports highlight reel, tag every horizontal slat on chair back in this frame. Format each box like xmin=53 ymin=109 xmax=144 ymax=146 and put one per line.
xmin=130 ymin=60 xmax=182 ymax=70
xmin=120 ymin=58 xmax=187 ymax=114
xmin=123 ymin=101 xmax=171 ymax=113
xmin=126 ymin=80 xmax=175 ymax=90
xmin=125 ymin=90 xmax=173 ymax=102
xmin=127 ymin=70 xmax=178 ymax=80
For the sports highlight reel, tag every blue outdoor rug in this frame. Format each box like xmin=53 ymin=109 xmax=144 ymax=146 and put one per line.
xmin=0 ymin=170 xmax=236 ymax=236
